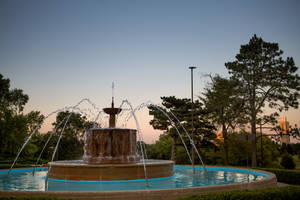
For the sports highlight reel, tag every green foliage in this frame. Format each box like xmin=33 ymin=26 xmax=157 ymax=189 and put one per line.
xmin=149 ymin=96 xmax=216 ymax=142
xmin=286 ymin=144 xmax=295 ymax=155
xmin=176 ymin=146 xmax=190 ymax=164
xmin=142 ymin=143 xmax=157 ymax=159
xmin=225 ymin=34 xmax=300 ymax=115
xmin=202 ymin=76 xmax=246 ymax=127
xmin=226 ymin=134 xmax=250 ymax=166
xmin=0 ymin=74 xmax=29 ymax=114
xmin=202 ymin=75 xmax=246 ymax=165
xmin=0 ymin=197 xmax=71 ymax=200
xmin=256 ymin=135 xmax=280 ymax=168
xmin=225 ymin=34 xmax=300 ymax=166
xmin=148 ymin=134 xmax=172 ymax=160
xmin=146 ymin=134 xmax=206 ymax=164
xmin=292 ymin=155 xmax=300 ymax=170
xmin=280 ymin=154 xmax=295 ymax=169
xmin=178 ymin=186 xmax=300 ymax=200
xmin=291 ymin=143 xmax=300 ymax=155
xmin=280 ymin=143 xmax=296 ymax=155
xmin=201 ymin=148 xmax=223 ymax=165
xmin=50 ymin=111 xmax=93 ymax=160
xmin=0 ymin=163 xmax=34 ymax=169
xmin=256 ymin=168 xmax=300 ymax=185
xmin=0 ymin=73 xmax=93 ymax=163
xmin=0 ymin=74 xmax=44 ymax=160
xmin=214 ymin=133 xmax=280 ymax=167
xmin=148 ymin=96 xmax=216 ymax=163
xmin=0 ymin=111 xmax=44 ymax=160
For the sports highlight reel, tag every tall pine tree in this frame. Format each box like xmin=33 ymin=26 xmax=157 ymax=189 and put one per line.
xmin=225 ymin=35 xmax=300 ymax=166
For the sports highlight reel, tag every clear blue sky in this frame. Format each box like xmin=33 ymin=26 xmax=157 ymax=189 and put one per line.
xmin=1 ymin=0 xmax=300 ymax=143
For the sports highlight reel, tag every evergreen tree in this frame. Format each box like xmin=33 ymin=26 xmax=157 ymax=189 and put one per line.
xmin=225 ymin=35 xmax=300 ymax=166
xmin=148 ymin=96 xmax=215 ymax=163
xmin=202 ymin=75 xmax=246 ymax=165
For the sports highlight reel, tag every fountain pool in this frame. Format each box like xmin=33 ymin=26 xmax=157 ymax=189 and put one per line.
xmin=0 ymin=165 xmax=275 ymax=190
xmin=0 ymin=97 xmax=277 ymax=200
xmin=0 ymin=166 xmax=276 ymax=199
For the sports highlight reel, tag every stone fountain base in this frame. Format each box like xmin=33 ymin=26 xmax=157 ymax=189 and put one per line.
xmin=48 ymin=160 xmax=174 ymax=181
xmin=83 ymin=128 xmax=140 ymax=164
xmin=48 ymin=106 xmax=175 ymax=181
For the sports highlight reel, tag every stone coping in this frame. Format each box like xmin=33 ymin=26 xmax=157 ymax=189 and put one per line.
xmin=0 ymin=167 xmax=277 ymax=200
xmin=48 ymin=159 xmax=174 ymax=166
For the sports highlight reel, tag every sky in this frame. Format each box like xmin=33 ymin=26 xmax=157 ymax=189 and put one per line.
xmin=1 ymin=0 xmax=300 ymax=143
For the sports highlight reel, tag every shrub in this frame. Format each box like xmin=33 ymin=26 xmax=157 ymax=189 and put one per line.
xmin=0 ymin=163 xmax=33 ymax=169
xmin=280 ymin=154 xmax=295 ymax=169
xmin=266 ymin=161 xmax=281 ymax=169
xmin=178 ymin=186 xmax=300 ymax=200
xmin=256 ymin=168 xmax=300 ymax=185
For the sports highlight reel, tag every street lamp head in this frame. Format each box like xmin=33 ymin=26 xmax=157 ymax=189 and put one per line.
xmin=189 ymin=66 xmax=196 ymax=70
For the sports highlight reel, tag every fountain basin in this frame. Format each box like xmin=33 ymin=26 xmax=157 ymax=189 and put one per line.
xmin=48 ymin=159 xmax=174 ymax=181
xmin=0 ymin=166 xmax=277 ymax=200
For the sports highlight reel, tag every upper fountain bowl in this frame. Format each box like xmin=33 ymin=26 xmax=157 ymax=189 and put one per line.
xmin=103 ymin=107 xmax=122 ymax=128
xmin=103 ymin=108 xmax=122 ymax=115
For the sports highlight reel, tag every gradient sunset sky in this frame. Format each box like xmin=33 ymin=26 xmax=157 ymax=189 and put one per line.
xmin=1 ymin=0 xmax=299 ymax=143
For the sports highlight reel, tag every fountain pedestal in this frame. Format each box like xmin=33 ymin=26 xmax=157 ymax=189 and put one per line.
xmin=83 ymin=128 xmax=140 ymax=163
xmin=83 ymin=107 xmax=140 ymax=164
xmin=48 ymin=102 xmax=174 ymax=181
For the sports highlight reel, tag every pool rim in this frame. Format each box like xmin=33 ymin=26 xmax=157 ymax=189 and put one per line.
xmin=0 ymin=166 xmax=277 ymax=200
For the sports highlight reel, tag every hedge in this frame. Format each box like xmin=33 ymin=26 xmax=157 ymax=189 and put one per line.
xmin=255 ymin=168 xmax=300 ymax=185
xmin=178 ymin=186 xmax=300 ymax=200
xmin=1 ymin=187 xmax=299 ymax=200
xmin=0 ymin=164 xmax=34 ymax=169
xmin=0 ymin=198 xmax=70 ymax=200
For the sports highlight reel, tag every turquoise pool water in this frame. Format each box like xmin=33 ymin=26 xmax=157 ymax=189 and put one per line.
xmin=0 ymin=166 xmax=268 ymax=191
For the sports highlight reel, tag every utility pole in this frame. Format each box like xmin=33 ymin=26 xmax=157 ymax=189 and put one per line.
xmin=246 ymin=135 xmax=249 ymax=167
xmin=189 ymin=66 xmax=196 ymax=171
xmin=260 ymin=122 xmax=263 ymax=167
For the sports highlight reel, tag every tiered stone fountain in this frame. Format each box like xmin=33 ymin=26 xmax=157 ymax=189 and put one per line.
xmin=1 ymin=98 xmax=277 ymax=199
xmin=48 ymin=101 xmax=174 ymax=181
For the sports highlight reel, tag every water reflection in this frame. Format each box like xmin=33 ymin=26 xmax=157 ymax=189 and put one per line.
xmin=0 ymin=167 xmax=267 ymax=191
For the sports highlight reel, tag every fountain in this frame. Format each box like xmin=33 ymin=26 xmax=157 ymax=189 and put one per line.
xmin=0 ymin=95 xmax=277 ymax=200
xmin=47 ymin=99 xmax=174 ymax=181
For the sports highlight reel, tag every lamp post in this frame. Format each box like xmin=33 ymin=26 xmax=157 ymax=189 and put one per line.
xmin=260 ymin=122 xmax=263 ymax=167
xmin=189 ymin=66 xmax=196 ymax=170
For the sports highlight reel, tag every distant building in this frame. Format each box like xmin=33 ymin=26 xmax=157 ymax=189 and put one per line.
xmin=214 ymin=130 xmax=224 ymax=146
xmin=280 ymin=116 xmax=290 ymax=145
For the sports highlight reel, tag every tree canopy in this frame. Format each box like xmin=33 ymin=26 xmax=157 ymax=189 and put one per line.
xmin=0 ymin=74 xmax=44 ymax=160
xmin=202 ymin=75 xmax=246 ymax=165
xmin=51 ymin=111 xmax=94 ymax=160
xmin=225 ymin=34 xmax=300 ymax=166
xmin=0 ymin=74 xmax=28 ymax=115
xmin=148 ymin=96 xmax=215 ymax=163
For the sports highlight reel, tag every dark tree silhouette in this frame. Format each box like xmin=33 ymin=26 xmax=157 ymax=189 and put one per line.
xmin=148 ymin=96 xmax=215 ymax=163
xmin=225 ymin=35 xmax=300 ymax=166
